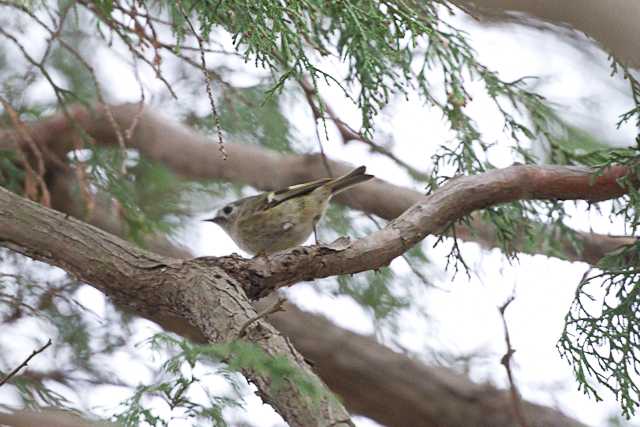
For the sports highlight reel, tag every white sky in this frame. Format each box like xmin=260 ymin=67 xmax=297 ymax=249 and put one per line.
xmin=1 ymin=5 xmax=639 ymax=427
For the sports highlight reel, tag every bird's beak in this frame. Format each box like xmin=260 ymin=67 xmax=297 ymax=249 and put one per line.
xmin=203 ymin=216 xmax=223 ymax=224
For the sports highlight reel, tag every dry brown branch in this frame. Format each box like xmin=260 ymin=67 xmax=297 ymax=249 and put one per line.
xmin=0 ymin=338 xmax=52 ymax=387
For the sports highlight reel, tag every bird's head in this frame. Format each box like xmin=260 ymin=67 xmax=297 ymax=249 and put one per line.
xmin=204 ymin=203 xmax=239 ymax=230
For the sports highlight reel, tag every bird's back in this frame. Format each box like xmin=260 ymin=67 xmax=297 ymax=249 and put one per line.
xmin=232 ymin=190 xmax=329 ymax=254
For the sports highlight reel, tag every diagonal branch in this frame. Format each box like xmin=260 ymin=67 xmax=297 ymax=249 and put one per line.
xmin=206 ymin=163 xmax=634 ymax=298
xmin=0 ymin=338 xmax=52 ymax=387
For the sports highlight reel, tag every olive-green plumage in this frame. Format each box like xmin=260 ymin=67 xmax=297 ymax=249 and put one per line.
xmin=206 ymin=166 xmax=374 ymax=255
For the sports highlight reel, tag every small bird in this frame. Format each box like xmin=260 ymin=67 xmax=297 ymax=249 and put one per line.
xmin=205 ymin=166 xmax=374 ymax=255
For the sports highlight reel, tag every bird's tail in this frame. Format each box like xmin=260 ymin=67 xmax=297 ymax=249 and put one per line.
xmin=326 ymin=166 xmax=374 ymax=195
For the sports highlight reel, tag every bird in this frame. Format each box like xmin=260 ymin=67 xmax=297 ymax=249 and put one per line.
xmin=205 ymin=166 xmax=374 ymax=255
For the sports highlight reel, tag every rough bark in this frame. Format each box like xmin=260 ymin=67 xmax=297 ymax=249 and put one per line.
xmin=0 ymin=103 xmax=633 ymax=266
xmin=451 ymin=0 xmax=640 ymax=68
xmin=0 ymin=186 xmax=352 ymax=427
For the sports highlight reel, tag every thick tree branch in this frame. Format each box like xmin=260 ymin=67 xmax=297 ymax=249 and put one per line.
xmin=0 ymin=103 xmax=633 ymax=267
xmin=0 ymin=409 xmax=115 ymax=427
xmin=44 ymin=171 xmax=588 ymax=427
xmin=207 ymin=163 xmax=634 ymax=299
xmin=0 ymin=186 xmax=351 ymax=427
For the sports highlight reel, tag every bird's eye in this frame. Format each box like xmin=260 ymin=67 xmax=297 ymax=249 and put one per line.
xmin=222 ymin=205 xmax=233 ymax=215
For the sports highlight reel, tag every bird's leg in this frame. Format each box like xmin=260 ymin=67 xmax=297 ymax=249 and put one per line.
xmin=313 ymin=224 xmax=319 ymax=245
xmin=313 ymin=215 xmax=321 ymax=245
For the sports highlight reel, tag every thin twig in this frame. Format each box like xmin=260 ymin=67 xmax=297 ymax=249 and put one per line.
xmin=299 ymin=79 xmax=429 ymax=180
xmin=176 ymin=0 xmax=227 ymax=160
xmin=0 ymin=97 xmax=51 ymax=207
xmin=0 ymin=339 xmax=52 ymax=387
xmin=302 ymin=85 xmax=432 ymax=287
xmin=77 ymin=0 xmax=178 ymax=99
xmin=498 ymin=295 xmax=530 ymax=427
xmin=39 ymin=0 xmax=74 ymax=65
xmin=54 ymin=37 xmax=130 ymax=174
xmin=237 ymin=296 xmax=287 ymax=338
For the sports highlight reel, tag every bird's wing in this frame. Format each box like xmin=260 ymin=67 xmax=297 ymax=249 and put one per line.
xmin=257 ymin=178 xmax=332 ymax=210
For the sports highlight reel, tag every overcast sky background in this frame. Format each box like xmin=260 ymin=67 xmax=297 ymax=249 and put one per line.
xmin=1 ymin=5 xmax=639 ymax=427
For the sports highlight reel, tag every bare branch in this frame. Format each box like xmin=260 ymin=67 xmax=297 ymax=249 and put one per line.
xmin=498 ymin=295 xmax=529 ymax=427
xmin=0 ymin=338 xmax=52 ymax=387
xmin=237 ymin=296 xmax=287 ymax=339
